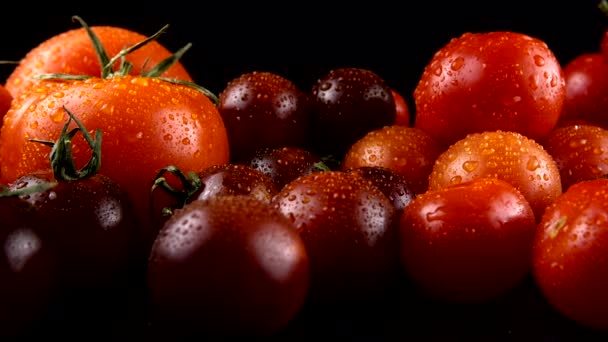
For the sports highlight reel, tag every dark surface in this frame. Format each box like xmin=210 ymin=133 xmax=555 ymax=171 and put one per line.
xmin=2 ymin=1 xmax=608 ymax=340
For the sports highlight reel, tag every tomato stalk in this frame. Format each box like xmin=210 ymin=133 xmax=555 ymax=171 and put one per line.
xmin=151 ymin=165 xmax=203 ymax=216
xmin=30 ymin=106 xmax=102 ymax=181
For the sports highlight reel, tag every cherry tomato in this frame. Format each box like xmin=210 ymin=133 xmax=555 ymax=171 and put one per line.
xmin=559 ymin=53 xmax=608 ymax=129
xmin=217 ymin=71 xmax=311 ymax=163
xmin=541 ymin=123 xmax=608 ymax=190
xmin=272 ymin=170 xmax=399 ymax=305
xmin=391 ymin=88 xmax=411 ymax=126
xmin=342 ymin=125 xmax=444 ymax=194
xmin=147 ymin=195 xmax=310 ymax=337
xmin=414 ymin=31 xmax=566 ymax=147
xmin=400 ymin=177 xmax=537 ymax=303
xmin=428 ymin=130 xmax=562 ymax=221
xmin=532 ymin=178 xmax=608 ymax=331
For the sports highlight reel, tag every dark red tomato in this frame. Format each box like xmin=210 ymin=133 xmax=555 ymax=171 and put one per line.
xmin=391 ymin=88 xmax=411 ymax=126
xmin=0 ymin=195 xmax=58 ymax=337
xmin=10 ymin=171 xmax=138 ymax=290
xmin=559 ymin=53 xmax=608 ymax=129
xmin=0 ymin=84 xmax=11 ymax=124
xmin=217 ymin=71 xmax=311 ymax=163
xmin=147 ymin=195 xmax=310 ymax=337
xmin=414 ymin=31 xmax=566 ymax=147
xmin=532 ymin=178 xmax=608 ymax=331
xmin=400 ymin=177 xmax=536 ymax=304
xmin=342 ymin=125 xmax=444 ymax=194
xmin=272 ymin=170 xmax=398 ymax=305
xmin=541 ymin=123 xmax=608 ymax=191
xmin=246 ymin=146 xmax=324 ymax=190
xmin=310 ymin=67 xmax=396 ymax=158
xmin=345 ymin=166 xmax=415 ymax=214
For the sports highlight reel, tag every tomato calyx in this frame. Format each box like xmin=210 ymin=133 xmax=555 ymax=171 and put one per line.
xmin=30 ymin=106 xmax=102 ymax=182
xmin=32 ymin=15 xmax=219 ymax=105
xmin=151 ymin=165 xmax=203 ymax=216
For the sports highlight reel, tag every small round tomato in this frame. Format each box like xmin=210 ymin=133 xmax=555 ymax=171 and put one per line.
xmin=414 ymin=31 xmax=566 ymax=147
xmin=147 ymin=195 xmax=310 ymax=337
xmin=0 ymin=84 xmax=11 ymax=123
xmin=342 ymin=125 xmax=444 ymax=194
xmin=272 ymin=170 xmax=399 ymax=305
xmin=428 ymin=130 xmax=562 ymax=221
xmin=391 ymin=88 xmax=411 ymax=126
xmin=217 ymin=71 xmax=311 ymax=163
xmin=532 ymin=178 xmax=608 ymax=331
xmin=559 ymin=53 xmax=608 ymax=129
xmin=541 ymin=123 xmax=608 ymax=190
xmin=400 ymin=177 xmax=537 ymax=304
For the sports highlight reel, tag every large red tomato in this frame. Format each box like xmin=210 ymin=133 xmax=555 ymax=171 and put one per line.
xmin=414 ymin=31 xmax=566 ymax=147
xmin=4 ymin=16 xmax=193 ymax=98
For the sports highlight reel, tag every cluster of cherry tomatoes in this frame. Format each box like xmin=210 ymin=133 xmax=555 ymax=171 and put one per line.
xmin=1 ymin=12 xmax=608 ymax=340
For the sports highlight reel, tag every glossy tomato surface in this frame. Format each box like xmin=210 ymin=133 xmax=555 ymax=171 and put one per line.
xmin=414 ymin=31 xmax=565 ymax=147
xmin=532 ymin=178 xmax=608 ymax=331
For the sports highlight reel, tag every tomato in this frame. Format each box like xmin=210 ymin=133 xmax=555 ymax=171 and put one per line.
xmin=0 ymin=75 xmax=229 ymax=261
xmin=414 ymin=31 xmax=566 ymax=147
xmin=400 ymin=177 xmax=537 ymax=303
xmin=342 ymin=125 xmax=444 ymax=194
xmin=0 ymin=84 xmax=11 ymax=123
xmin=5 ymin=16 xmax=192 ymax=98
xmin=0 ymin=194 xmax=59 ymax=337
xmin=272 ymin=170 xmax=399 ymax=305
xmin=217 ymin=71 xmax=311 ymax=163
xmin=391 ymin=88 xmax=411 ymax=126
xmin=541 ymin=123 xmax=608 ymax=191
xmin=147 ymin=195 xmax=310 ymax=337
xmin=309 ymin=67 xmax=396 ymax=158
xmin=532 ymin=178 xmax=608 ymax=331
xmin=558 ymin=53 xmax=608 ymax=129
xmin=428 ymin=130 xmax=562 ymax=221
xmin=246 ymin=146 xmax=324 ymax=190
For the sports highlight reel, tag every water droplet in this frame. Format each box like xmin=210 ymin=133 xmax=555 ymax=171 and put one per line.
xmin=527 ymin=156 xmax=540 ymax=171
xmin=450 ymin=57 xmax=465 ymax=71
xmin=533 ymin=55 xmax=545 ymax=66
xmin=462 ymin=160 xmax=479 ymax=172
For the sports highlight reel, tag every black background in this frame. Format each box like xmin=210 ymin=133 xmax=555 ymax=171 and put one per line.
xmin=2 ymin=1 xmax=608 ymax=340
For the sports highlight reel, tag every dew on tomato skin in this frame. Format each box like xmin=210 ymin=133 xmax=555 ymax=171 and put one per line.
xmin=4 ymin=228 xmax=42 ymax=272
xmin=462 ymin=160 xmax=479 ymax=172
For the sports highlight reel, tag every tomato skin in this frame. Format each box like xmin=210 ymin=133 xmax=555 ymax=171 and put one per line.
xmin=272 ymin=170 xmax=399 ymax=305
xmin=559 ymin=53 xmax=608 ymax=129
xmin=532 ymin=178 xmax=608 ymax=331
xmin=0 ymin=76 xmax=230 ymax=257
xmin=414 ymin=31 xmax=565 ymax=147
xmin=541 ymin=123 xmax=608 ymax=191
xmin=147 ymin=195 xmax=310 ymax=337
xmin=391 ymin=89 xmax=411 ymax=126
xmin=400 ymin=177 xmax=537 ymax=303
xmin=9 ymin=170 xmax=138 ymax=290
xmin=0 ymin=84 xmax=11 ymax=121
xmin=5 ymin=26 xmax=193 ymax=98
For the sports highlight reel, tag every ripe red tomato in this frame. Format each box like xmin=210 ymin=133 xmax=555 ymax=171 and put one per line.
xmin=147 ymin=195 xmax=310 ymax=337
xmin=428 ymin=130 xmax=562 ymax=221
xmin=342 ymin=125 xmax=444 ymax=195
xmin=0 ymin=76 xmax=229 ymax=260
xmin=400 ymin=177 xmax=537 ymax=303
xmin=0 ymin=84 xmax=11 ymax=123
xmin=414 ymin=31 xmax=566 ymax=147
xmin=5 ymin=17 xmax=193 ymax=98
xmin=391 ymin=88 xmax=411 ymax=126
xmin=541 ymin=123 xmax=608 ymax=190
xmin=532 ymin=178 xmax=608 ymax=331
xmin=559 ymin=53 xmax=608 ymax=129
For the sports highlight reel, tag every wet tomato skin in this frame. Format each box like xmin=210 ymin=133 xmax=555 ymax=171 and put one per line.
xmin=414 ymin=31 xmax=565 ymax=147
xmin=532 ymin=178 xmax=608 ymax=331
xmin=217 ymin=71 xmax=311 ymax=163
xmin=9 ymin=170 xmax=138 ymax=289
xmin=147 ymin=195 xmax=310 ymax=337
xmin=541 ymin=123 xmax=608 ymax=191
xmin=400 ymin=177 xmax=537 ymax=303
xmin=272 ymin=170 xmax=399 ymax=305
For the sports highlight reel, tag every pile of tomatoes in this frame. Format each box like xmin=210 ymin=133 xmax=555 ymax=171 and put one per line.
xmin=2 ymin=13 xmax=608 ymax=340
